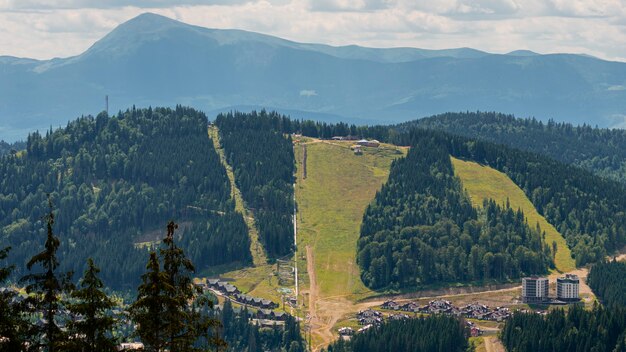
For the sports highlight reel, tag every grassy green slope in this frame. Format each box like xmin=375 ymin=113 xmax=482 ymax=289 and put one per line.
xmin=451 ymin=157 xmax=576 ymax=273
xmin=296 ymin=140 xmax=405 ymax=299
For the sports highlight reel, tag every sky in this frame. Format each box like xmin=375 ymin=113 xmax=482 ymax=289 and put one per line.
xmin=0 ymin=0 xmax=625 ymax=62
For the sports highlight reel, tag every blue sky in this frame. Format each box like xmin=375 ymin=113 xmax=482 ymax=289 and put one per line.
xmin=0 ymin=0 xmax=624 ymax=61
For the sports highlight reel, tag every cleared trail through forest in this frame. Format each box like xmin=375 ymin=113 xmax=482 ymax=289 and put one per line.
xmin=209 ymin=126 xmax=267 ymax=266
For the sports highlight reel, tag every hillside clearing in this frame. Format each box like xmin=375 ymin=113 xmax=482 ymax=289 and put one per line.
xmin=209 ymin=126 xmax=267 ymax=266
xmin=451 ymin=157 xmax=576 ymax=273
xmin=295 ymin=140 xmax=404 ymax=349
xmin=206 ymin=127 xmax=290 ymax=308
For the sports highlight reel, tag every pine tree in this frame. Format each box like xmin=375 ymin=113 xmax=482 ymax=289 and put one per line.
xmin=66 ymin=258 xmax=118 ymax=352
xmin=193 ymin=295 xmax=226 ymax=352
xmin=161 ymin=221 xmax=198 ymax=351
xmin=20 ymin=196 xmax=74 ymax=352
xmin=0 ymin=246 xmax=26 ymax=352
xmin=128 ymin=252 xmax=170 ymax=352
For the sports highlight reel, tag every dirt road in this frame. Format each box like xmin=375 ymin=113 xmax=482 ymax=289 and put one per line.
xmin=306 ymin=245 xmax=371 ymax=351
xmin=484 ymin=336 xmax=505 ymax=352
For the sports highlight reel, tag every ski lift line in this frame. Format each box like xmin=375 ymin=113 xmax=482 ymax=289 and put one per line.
xmin=294 ymin=182 xmax=298 ymax=297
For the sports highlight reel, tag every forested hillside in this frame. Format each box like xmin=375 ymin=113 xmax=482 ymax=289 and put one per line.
xmin=215 ymin=111 xmax=295 ymax=258
xmin=0 ymin=106 xmax=251 ymax=289
xmin=358 ymin=133 xmax=552 ymax=289
xmin=326 ymin=315 xmax=470 ymax=352
xmin=216 ymin=299 xmax=306 ymax=352
xmin=403 ymin=111 xmax=626 ymax=183
xmin=0 ymin=140 xmax=25 ymax=156
xmin=587 ymin=260 xmax=626 ymax=309
xmin=501 ymin=305 xmax=626 ymax=352
xmin=390 ymin=129 xmax=626 ymax=266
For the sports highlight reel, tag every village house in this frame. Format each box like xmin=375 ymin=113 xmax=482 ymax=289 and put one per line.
xmin=338 ymin=327 xmax=355 ymax=336
xmin=399 ymin=302 xmax=419 ymax=312
xmin=381 ymin=300 xmax=400 ymax=310
xmin=357 ymin=308 xmax=382 ymax=318
xmin=357 ymin=308 xmax=383 ymax=326
xmin=255 ymin=309 xmax=287 ymax=321
xmin=388 ymin=313 xmax=409 ymax=321
xmin=358 ymin=324 xmax=373 ymax=333
xmin=117 ymin=342 xmax=144 ymax=351
xmin=224 ymin=284 xmax=239 ymax=295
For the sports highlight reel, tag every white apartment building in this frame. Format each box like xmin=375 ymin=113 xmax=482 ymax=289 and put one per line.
xmin=557 ymin=274 xmax=580 ymax=301
xmin=522 ymin=277 xmax=549 ymax=303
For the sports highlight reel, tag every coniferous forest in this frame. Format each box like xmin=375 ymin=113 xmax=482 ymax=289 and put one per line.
xmin=0 ymin=140 xmax=25 ymax=157
xmin=0 ymin=204 xmax=305 ymax=351
xmin=500 ymin=304 xmax=626 ymax=352
xmin=358 ymin=133 xmax=552 ymax=289
xmin=587 ymin=260 xmax=626 ymax=309
xmin=0 ymin=106 xmax=251 ymax=289
xmin=403 ymin=111 xmax=626 ymax=183
xmin=215 ymin=111 xmax=296 ymax=258
xmin=362 ymin=128 xmax=626 ymax=275
xmin=216 ymin=299 xmax=306 ymax=352
xmin=326 ymin=315 xmax=470 ymax=352
xmin=433 ymin=130 xmax=626 ymax=266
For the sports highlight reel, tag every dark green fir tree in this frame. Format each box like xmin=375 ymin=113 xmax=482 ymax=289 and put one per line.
xmin=20 ymin=196 xmax=74 ymax=352
xmin=66 ymin=258 xmax=118 ymax=351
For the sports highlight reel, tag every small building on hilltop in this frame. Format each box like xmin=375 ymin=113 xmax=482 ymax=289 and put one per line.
xmin=356 ymin=139 xmax=380 ymax=147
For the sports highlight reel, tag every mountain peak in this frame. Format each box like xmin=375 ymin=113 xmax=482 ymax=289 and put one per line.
xmin=114 ymin=12 xmax=188 ymax=33
xmin=79 ymin=12 xmax=195 ymax=59
xmin=506 ymin=49 xmax=539 ymax=56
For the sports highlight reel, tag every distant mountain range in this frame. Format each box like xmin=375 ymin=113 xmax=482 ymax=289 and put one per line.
xmin=2 ymin=12 xmax=626 ymax=141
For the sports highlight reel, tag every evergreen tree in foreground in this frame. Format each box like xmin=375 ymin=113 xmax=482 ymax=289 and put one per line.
xmin=19 ymin=196 xmax=74 ymax=352
xmin=0 ymin=246 xmax=26 ymax=352
xmin=66 ymin=258 xmax=118 ymax=352
xmin=161 ymin=221 xmax=200 ymax=351
xmin=130 ymin=221 xmax=225 ymax=352
xmin=128 ymin=252 xmax=170 ymax=352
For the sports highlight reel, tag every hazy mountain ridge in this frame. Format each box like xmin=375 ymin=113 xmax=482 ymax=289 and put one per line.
xmin=2 ymin=12 xmax=626 ymax=142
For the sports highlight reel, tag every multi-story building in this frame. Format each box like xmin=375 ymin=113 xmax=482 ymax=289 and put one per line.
xmin=522 ymin=277 xmax=549 ymax=303
xmin=557 ymin=274 xmax=580 ymax=301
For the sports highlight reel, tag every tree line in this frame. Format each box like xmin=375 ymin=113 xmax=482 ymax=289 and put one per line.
xmin=0 ymin=140 xmax=25 ymax=157
xmin=0 ymin=106 xmax=251 ymax=289
xmin=402 ymin=111 xmax=626 ymax=183
xmin=358 ymin=132 xmax=552 ymax=289
xmin=366 ymin=127 xmax=626 ymax=267
xmin=215 ymin=111 xmax=295 ymax=259
xmin=500 ymin=304 xmax=626 ymax=352
xmin=587 ymin=260 xmax=626 ymax=309
xmin=325 ymin=315 xmax=471 ymax=352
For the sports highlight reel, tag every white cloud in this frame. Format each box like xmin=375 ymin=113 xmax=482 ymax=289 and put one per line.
xmin=608 ymin=85 xmax=626 ymax=91
xmin=0 ymin=0 xmax=250 ymax=10
xmin=0 ymin=0 xmax=625 ymax=62
xmin=300 ymin=89 xmax=317 ymax=97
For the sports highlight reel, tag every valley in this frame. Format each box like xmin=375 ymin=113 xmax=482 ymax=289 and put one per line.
xmin=199 ymin=128 xmax=608 ymax=351
xmin=3 ymin=110 xmax=626 ymax=352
